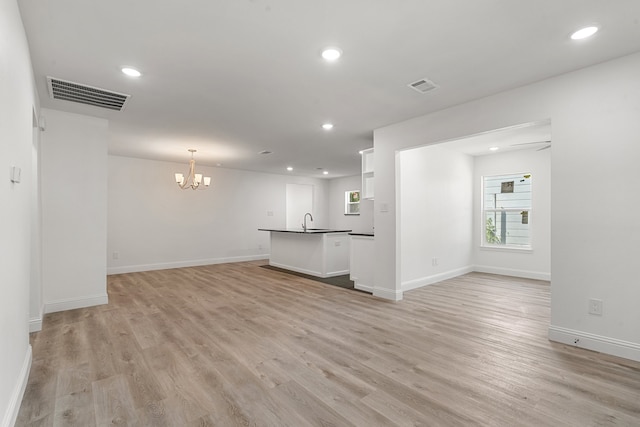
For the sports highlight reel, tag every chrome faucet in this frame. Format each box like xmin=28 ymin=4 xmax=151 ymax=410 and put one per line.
xmin=302 ymin=212 xmax=313 ymax=231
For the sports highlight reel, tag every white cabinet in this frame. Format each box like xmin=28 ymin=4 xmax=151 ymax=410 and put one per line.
xmin=349 ymin=234 xmax=375 ymax=293
xmin=361 ymin=148 xmax=374 ymax=200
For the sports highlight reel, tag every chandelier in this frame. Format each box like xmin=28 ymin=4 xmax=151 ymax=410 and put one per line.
xmin=174 ymin=149 xmax=211 ymax=190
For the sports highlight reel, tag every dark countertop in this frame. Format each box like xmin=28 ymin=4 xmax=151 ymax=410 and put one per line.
xmin=348 ymin=232 xmax=375 ymax=237
xmin=259 ymin=228 xmax=352 ymax=234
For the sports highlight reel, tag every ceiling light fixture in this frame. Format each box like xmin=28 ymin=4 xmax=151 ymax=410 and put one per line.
xmin=323 ymin=171 xmax=329 ymax=175
xmin=287 ymin=166 xmax=293 ymax=171
xmin=175 ymin=149 xmax=211 ymax=190
xmin=489 ymin=147 xmax=499 ymax=151
xmin=322 ymin=123 xmax=334 ymax=130
xmin=121 ymin=67 xmax=142 ymax=77
xmin=321 ymin=47 xmax=342 ymax=61
xmin=570 ymin=26 xmax=599 ymax=40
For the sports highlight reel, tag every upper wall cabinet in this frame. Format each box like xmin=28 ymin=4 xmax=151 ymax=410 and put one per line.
xmin=361 ymin=148 xmax=374 ymax=200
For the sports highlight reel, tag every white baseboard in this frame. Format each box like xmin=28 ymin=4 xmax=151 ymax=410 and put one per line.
xmin=2 ymin=345 xmax=31 ymax=427
xmin=268 ymin=261 xmax=348 ymax=278
xmin=29 ymin=317 xmax=42 ymax=333
xmin=402 ymin=266 xmax=474 ymax=292
xmin=354 ymin=283 xmax=374 ymax=293
xmin=29 ymin=303 xmax=44 ymax=332
xmin=372 ymin=287 xmax=403 ymax=301
xmin=44 ymin=294 xmax=108 ymax=314
xmin=107 ymin=254 xmax=269 ymax=275
xmin=549 ymin=325 xmax=640 ymax=362
xmin=473 ymin=265 xmax=550 ymax=281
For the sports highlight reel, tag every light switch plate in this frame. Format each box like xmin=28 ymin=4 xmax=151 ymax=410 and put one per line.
xmin=10 ymin=166 xmax=21 ymax=183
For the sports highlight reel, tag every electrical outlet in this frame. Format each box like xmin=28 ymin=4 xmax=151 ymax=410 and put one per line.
xmin=432 ymin=257 xmax=439 ymax=266
xmin=258 ymin=244 xmax=263 ymax=250
xmin=588 ymin=298 xmax=603 ymax=316
xmin=112 ymin=251 xmax=119 ymax=260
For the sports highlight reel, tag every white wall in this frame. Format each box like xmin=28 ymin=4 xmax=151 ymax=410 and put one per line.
xmin=374 ymin=52 xmax=640 ymax=361
xmin=328 ymin=175 xmax=374 ymax=233
xmin=40 ymin=109 xmax=109 ymax=313
xmin=399 ymin=145 xmax=474 ymax=291
xmin=286 ymin=183 xmax=314 ymax=229
xmin=107 ymin=155 xmax=329 ymax=274
xmin=0 ymin=1 xmax=37 ymax=425
xmin=473 ymin=148 xmax=551 ymax=280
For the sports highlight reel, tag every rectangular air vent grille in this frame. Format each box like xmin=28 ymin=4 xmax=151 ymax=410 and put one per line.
xmin=408 ymin=77 xmax=438 ymax=94
xmin=47 ymin=76 xmax=130 ymax=111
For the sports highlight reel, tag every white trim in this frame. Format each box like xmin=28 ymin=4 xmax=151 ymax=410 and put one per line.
xmin=2 ymin=345 xmax=32 ymax=427
xmin=402 ymin=266 xmax=474 ymax=291
xmin=549 ymin=325 xmax=640 ymax=363
xmin=107 ymin=254 xmax=269 ymax=275
xmin=354 ymin=283 xmax=374 ymax=293
xmin=269 ymin=261 xmax=348 ymax=278
xmin=29 ymin=316 xmax=42 ymax=333
xmin=29 ymin=303 xmax=44 ymax=332
xmin=473 ymin=265 xmax=550 ymax=281
xmin=373 ymin=287 xmax=403 ymax=301
xmin=478 ymin=245 xmax=533 ymax=253
xmin=44 ymin=294 xmax=108 ymax=314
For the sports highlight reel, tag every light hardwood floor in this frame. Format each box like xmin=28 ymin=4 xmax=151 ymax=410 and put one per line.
xmin=17 ymin=261 xmax=640 ymax=426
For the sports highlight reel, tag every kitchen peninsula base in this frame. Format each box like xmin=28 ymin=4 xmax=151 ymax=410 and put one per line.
xmin=259 ymin=229 xmax=351 ymax=278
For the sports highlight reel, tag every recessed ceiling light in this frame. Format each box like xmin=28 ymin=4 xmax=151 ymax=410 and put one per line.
xmin=323 ymin=171 xmax=329 ymax=175
xmin=121 ymin=67 xmax=141 ymax=77
xmin=259 ymin=150 xmax=273 ymax=155
xmin=489 ymin=147 xmax=499 ymax=151
xmin=286 ymin=166 xmax=293 ymax=171
xmin=322 ymin=123 xmax=334 ymax=130
xmin=358 ymin=150 xmax=364 ymax=155
xmin=570 ymin=26 xmax=599 ymax=40
xmin=321 ymin=47 xmax=342 ymax=61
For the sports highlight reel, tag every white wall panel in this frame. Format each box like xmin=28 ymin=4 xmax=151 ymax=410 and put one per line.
xmin=40 ymin=109 xmax=108 ymax=312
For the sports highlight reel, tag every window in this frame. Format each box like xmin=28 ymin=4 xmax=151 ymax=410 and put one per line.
xmin=345 ymin=190 xmax=360 ymax=215
xmin=482 ymin=173 xmax=531 ymax=248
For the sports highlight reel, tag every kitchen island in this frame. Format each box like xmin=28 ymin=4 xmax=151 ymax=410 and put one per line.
xmin=258 ymin=228 xmax=352 ymax=278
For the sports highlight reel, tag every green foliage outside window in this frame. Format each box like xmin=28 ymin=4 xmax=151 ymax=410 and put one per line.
xmin=485 ymin=217 xmax=501 ymax=244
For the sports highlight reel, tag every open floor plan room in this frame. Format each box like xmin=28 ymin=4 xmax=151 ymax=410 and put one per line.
xmin=17 ymin=261 xmax=640 ymax=426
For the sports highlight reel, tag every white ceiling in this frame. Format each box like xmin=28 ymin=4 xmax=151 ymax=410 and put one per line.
xmin=17 ymin=0 xmax=640 ymax=178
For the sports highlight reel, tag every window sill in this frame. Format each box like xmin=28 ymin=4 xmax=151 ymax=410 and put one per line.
xmin=480 ymin=245 xmax=532 ymax=253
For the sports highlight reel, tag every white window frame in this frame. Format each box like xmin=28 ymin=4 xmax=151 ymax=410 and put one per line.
xmin=345 ymin=190 xmax=360 ymax=215
xmin=481 ymin=172 xmax=532 ymax=251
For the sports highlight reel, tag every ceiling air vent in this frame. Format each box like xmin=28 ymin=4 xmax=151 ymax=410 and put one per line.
xmin=408 ymin=77 xmax=438 ymax=94
xmin=47 ymin=76 xmax=131 ymax=111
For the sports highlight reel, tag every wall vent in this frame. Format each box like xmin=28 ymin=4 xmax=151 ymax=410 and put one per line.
xmin=47 ymin=76 xmax=131 ymax=111
xmin=408 ymin=77 xmax=438 ymax=94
